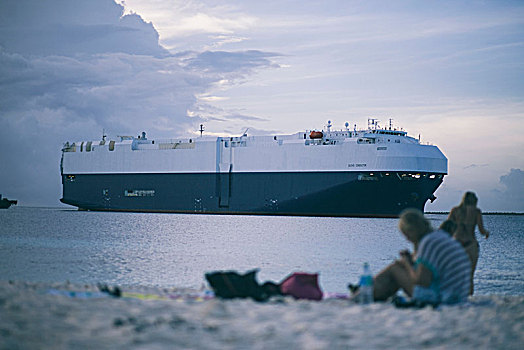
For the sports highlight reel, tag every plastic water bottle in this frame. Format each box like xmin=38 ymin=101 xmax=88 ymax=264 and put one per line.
xmin=359 ymin=262 xmax=373 ymax=304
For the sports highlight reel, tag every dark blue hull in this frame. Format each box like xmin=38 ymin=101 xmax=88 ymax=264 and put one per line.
xmin=0 ymin=199 xmax=17 ymax=209
xmin=61 ymin=171 xmax=444 ymax=217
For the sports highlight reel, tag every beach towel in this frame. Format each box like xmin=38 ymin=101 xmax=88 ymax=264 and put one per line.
xmin=279 ymin=272 xmax=323 ymax=301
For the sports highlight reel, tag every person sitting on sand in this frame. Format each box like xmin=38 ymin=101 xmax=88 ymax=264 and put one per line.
xmin=369 ymin=209 xmax=471 ymax=305
xmin=384 ymin=219 xmax=456 ymax=278
xmin=448 ymin=191 xmax=489 ymax=295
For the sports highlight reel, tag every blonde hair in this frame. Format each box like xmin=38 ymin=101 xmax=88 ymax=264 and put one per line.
xmin=460 ymin=191 xmax=478 ymax=207
xmin=398 ymin=208 xmax=432 ymax=238
xmin=439 ymin=219 xmax=457 ymax=235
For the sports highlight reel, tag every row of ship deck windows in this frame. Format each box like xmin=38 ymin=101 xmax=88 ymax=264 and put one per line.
xmin=64 ymin=139 xmax=200 ymax=152
xmin=63 ymin=140 xmax=116 ymax=152
xmin=64 ymin=136 xmax=403 ymax=152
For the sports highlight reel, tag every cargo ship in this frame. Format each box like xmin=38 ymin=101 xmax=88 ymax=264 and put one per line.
xmin=60 ymin=119 xmax=447 ymax=217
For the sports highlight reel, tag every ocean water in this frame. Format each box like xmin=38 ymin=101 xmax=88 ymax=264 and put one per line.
xmin=0 ymin=207 xmax=522 ymax=295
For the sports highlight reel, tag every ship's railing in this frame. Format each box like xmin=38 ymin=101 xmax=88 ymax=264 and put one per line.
xmin=157 ymin=142 xmax=196 ymax=150
xmin=131 ymin=137 xmax=197 ymax=150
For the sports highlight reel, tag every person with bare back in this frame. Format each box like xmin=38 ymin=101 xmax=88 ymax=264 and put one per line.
xmin=448 ymin=191 xmax=490 ymax=295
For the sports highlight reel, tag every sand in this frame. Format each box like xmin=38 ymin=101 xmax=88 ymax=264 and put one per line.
xmin=0 ymin=280 xmax=522 ymax=350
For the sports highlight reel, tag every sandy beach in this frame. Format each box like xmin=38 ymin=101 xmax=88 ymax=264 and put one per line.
xmin=1 ymin=280 xmax=522 ymax=349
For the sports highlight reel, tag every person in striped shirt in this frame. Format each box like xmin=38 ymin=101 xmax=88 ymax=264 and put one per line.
xmin=372 ymin=209 xmax=471 ymax=305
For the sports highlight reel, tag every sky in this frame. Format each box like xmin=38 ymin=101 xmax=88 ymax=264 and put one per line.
xmin=0 ymin=0 xmax=523 ymax=211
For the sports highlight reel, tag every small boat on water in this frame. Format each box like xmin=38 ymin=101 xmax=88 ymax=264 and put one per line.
xmin=0 ymin=194 xmax=17 ymax=209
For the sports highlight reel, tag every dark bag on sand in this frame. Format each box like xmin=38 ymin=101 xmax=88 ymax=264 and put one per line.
xmin=279 ymin=272 xmax=323 ymax=301
xmin=205 ymin=269 xmax=269 ymax=301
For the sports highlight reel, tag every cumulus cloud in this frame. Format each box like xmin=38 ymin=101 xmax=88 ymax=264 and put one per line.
xmin=468 ymin=168 xmax=524 ymax=212
xmin=0 ymin=0 xmax=279 ymax=206
xmin=499 ymin=168 xmax=524 ymax=208
xmin=0 ymin=0 xmax=167 ymax=57
xmin=115 ymin=0 xmax=258 ymax=50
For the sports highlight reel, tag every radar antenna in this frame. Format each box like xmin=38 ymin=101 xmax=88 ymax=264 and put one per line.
xmin=199 ymin=124 xmax=205 ymax=137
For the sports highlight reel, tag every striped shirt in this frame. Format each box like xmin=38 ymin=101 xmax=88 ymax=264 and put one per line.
xmin=413 ymin=230 xmax=471 ymax=304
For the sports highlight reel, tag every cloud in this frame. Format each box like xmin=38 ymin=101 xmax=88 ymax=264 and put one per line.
xmin=225 ymin=114 xmax=268 ymax=122
xmin=189 ymin=99 xmax=269 ymax=127
xmin=500 ymin=168 xmax=524 ymax=204
xmin=0 ymin=0 xmax=280 ymax=206
xmin=0 ymin=0 xmax=167 ymax=57
xmin=439 ymin=168 xmax=524 ymax=212
xmin=463 ymin=164 xmax=489 ymax=170
xmin=185 ymin=50 xmax=281 ymax=75
xmin=115 ymin=0 xmax=259 ymax=51
xmin=206 ymin=35 xmax=248 ymax=50
xmin=0 ymin=47 xmax=203 ymax=135
xmin=175 ymin=12 xmax=256 ymax=35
